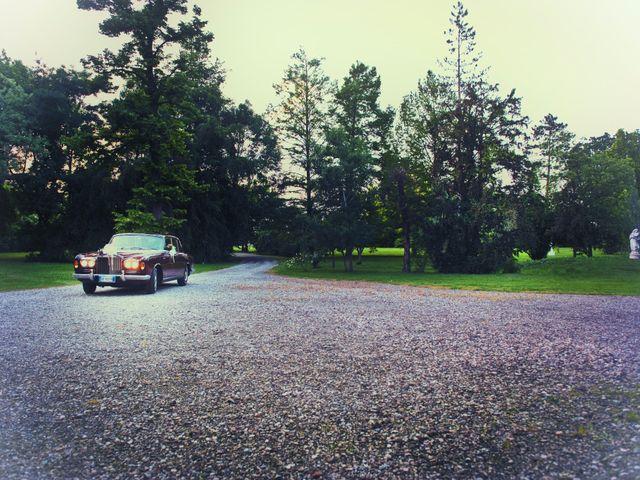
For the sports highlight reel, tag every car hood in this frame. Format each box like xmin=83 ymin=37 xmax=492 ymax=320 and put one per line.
xmin=111 ymin=249 xmax=165 ymax=258
xmin=78 ymin=249 xmax=166 ymax=258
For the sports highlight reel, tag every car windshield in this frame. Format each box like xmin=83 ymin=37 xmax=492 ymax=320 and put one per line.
xmin=105 ymin=235 xmax=165 ymax=251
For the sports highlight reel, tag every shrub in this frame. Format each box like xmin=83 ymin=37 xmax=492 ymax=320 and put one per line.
xmin=284 ymin=253 xmax=314 ymax=271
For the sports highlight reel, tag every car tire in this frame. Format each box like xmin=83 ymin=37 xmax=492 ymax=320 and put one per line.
xmin=146 ymin=267 xmax=159 ymax=294
xmin=177 ymin=266 xmax=189 ymax=286
xmin=82 ymin=281 xmax=97 ymax=294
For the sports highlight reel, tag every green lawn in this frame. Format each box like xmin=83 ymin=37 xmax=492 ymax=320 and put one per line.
xmin=192 ymin=261 xmax=239 ymax=274
xmin=336 ymin=246 xmax=596 ymax=261
xmin=232 ymin=245 xmax=257 ymax=253
xmin=273 ymin=248 xmax=640 ymax=296
xmin=0 ymin=252 xmax=238 ymax=292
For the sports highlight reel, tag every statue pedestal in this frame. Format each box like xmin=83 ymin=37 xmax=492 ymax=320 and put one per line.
xmin=630 ymin=251 xmax=640 ymax=260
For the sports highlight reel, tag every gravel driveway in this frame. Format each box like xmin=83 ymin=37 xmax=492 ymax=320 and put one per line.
xmin=1 ymin=257 xmax=639 ymax=479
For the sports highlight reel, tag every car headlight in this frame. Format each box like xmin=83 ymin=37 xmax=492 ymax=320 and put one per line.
xmin=80 ymin=258 xmax=96 ymax=268
xmin=123 ymin=258 xmax=140 ymax=270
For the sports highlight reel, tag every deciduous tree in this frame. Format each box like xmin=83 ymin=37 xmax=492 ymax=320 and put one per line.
xmin=553 ymin=149 xmax=635 ymax=255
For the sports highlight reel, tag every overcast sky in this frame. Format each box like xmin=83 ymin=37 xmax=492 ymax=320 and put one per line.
xmin=1 ymin=0 xmax=638 ymax=139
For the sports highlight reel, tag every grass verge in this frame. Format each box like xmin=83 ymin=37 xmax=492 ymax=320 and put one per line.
xmin=272 ymin=248 xmax=640 ymax=296
xmin=0 ymin=252 xmax=238 ymax=292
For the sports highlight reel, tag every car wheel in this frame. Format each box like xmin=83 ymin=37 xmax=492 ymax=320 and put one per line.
xmin=146 ymin=267 xmax=159 ymax=294
xmin=82 ymin=281 xmax=97 ymax=295
xmin=177 ymin=266 xmax=189 ymax=286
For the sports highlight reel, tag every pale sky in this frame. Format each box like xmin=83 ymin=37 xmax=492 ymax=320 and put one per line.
xmin=0 ymin=0 xmax=638 ymax=139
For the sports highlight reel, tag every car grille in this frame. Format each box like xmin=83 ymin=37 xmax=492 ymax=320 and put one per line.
xmin=95 ymin=255 xmax=122 ymax=274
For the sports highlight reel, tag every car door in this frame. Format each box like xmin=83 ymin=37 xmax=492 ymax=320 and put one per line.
xmin=174 ymin=238 xmax=189 ymax=272
xmin=164 ymin=236 xmax=186 ymax=279
xmin=162 ymin=236 xmax=179 ymax=279
xmin=172 ymin=236 xmax=188 ymax=277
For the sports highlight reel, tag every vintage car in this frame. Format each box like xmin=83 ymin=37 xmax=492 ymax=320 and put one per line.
xmin=73 ymin=233 xmax=194 ymax=294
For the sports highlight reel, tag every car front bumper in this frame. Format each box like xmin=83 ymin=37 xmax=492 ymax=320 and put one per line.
xmin=73 ymin=273 xmax=151 ymax=282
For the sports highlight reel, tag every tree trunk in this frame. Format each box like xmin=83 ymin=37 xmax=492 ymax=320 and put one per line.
xmin=306 ymin=155 xmax=312 ymax=217
xmin=457 ymin=28 xmax=462 ymax=102
xmin=356 ymin=247 xmax=364 ymax=264
xmin=402 ymin=224 xmax=411 ymax=273
xmin=344 ymin=247 xmax=354 ymax=273
xmin=152 ymin=203 xmax=163 ymax=221
xmin=143 ymin=35 xmax=163 ymax=222
xmin=397 ymin=169 xmax=411 ymax=273
xmin=545 ymin=148 xmax=552 ymax=199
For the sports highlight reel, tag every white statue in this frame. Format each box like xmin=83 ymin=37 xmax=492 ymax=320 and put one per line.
xmin=630 ymin=229 xmax=640 ymax=260
xmin=547 ymin=244 xmax=556 ymax=257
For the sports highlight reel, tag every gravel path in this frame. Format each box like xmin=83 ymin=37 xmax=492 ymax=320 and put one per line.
xmin=1 ymin=258 xmax=639 ymax=479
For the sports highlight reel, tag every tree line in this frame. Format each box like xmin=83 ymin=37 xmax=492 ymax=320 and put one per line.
xmin=1 ymin=0 xmax=638 ymax=272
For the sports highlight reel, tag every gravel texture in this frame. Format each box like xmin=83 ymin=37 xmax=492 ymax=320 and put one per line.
xmin=1 ymin=257 xmax=639 ymax=479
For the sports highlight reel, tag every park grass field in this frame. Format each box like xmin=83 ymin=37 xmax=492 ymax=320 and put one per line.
xmin=232 ymin=246 xmax=257 ymax=253
xmin=4 ymin=249 xmax=638 ymax=296
xmin=0 ymin=252 xmax=238 ymax=292
xmin=273 ymin=248 xmax=640 ymax=296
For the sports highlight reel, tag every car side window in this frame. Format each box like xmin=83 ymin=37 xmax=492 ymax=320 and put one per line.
xmin=164 ymin=237 xmax=173 ymax=251
xmin=167 ymin=236 xmax=181 ymax=252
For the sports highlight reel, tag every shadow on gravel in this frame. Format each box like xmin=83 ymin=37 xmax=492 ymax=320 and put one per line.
xmin=231 ymin=252 xmax=278 ymax=263
xmin=81 ymin=283 xmax=182 ymax=296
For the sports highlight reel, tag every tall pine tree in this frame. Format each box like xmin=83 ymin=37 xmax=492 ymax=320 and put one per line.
xmin=78 ymin=0 xmax=215 ymax=233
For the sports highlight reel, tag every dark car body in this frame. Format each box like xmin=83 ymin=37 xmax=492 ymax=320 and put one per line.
xmin=73 ymin=233 xmax=194 ymax=294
